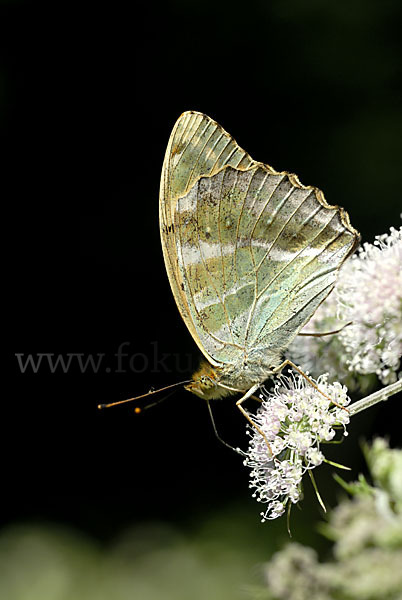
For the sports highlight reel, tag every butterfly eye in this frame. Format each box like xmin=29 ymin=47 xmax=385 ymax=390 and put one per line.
xmin=200 ymin=374 xmax=215 ymax=387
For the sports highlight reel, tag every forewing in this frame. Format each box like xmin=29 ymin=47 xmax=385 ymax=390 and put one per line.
xmin=175 ymin=167 xmax=261 ymax=364
xmin=159 ymin=111 xmax=257 ymax=365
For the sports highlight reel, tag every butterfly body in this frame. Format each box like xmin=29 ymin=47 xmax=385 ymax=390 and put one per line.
xmin=185 ymin=348 xmax=283 ymax=400
xmin=160 ymin=111 xmax=359 ymax=404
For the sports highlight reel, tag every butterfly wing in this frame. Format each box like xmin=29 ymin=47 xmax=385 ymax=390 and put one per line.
xmin=160 ymin=112 xmax=359 ymax=367
xmin=217 ymin=166 xmax=359 ymax=354
xmin=160 ymin=111 xmax=257 ymax=365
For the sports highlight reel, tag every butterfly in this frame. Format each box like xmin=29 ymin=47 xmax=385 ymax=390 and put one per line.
xmin=159 ymin=111 xmax=359 ymax=429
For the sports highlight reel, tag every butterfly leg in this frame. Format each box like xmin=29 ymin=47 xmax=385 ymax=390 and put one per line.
xmin=206 ymin=400 xmax=246 ymax=456
xmin=273 ymin=359 xmax=348 ymax=412
xmin=236 ymin=384 xmax=275 ymax=457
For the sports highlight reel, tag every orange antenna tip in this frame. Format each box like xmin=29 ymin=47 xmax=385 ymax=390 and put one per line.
xmin=97 ymin=379 xmax=192 ymax=410
xmin=134 ymin=407 xmax=141 ymax=414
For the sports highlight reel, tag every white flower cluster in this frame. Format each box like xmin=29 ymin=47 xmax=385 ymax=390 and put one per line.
xmin=244 ymin=373 xmax=350 ymax=521
xmin=261 ymin=440 xmax=402 ymax=600
xmin=289 ymin=225 xmax=402 ymax=387
xmin=337 ymin=225 xmax=402 ymax=384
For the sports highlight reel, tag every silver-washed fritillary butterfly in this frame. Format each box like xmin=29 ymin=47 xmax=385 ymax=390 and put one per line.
xmin=159 ymin=111 xmax=359 ymax=430
xmin=99 ymin=111 xmax=359 ymax=439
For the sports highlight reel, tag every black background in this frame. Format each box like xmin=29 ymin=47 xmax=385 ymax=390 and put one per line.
xmin=4 ymin=0 xmax=402 ymax=542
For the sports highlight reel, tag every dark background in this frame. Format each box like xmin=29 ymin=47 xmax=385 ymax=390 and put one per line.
xmin=4 ymin=0 xmax=402 ymax=543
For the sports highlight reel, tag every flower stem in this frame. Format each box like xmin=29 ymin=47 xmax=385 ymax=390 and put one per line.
xmin=349 ymin=379 xmax=402 ymax=416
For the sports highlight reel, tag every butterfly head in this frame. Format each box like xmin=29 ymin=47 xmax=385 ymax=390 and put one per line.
xmin=184 ymin=361 xmax=233 ymax=400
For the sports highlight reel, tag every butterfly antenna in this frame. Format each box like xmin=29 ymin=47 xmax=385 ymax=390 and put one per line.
xmin=97 ymin=379 xmax=191 ymax=410
xmin=134 ymin=390 xmax=177 ymax=413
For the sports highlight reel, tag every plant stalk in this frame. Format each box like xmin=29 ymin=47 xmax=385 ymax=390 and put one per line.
xmin=349 ymin=379 xmax=402 ymax=416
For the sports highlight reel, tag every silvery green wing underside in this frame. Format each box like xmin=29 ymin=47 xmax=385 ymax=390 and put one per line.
xmin=174 ymin=165 xmax=358 ymax=365
xmin=160 ymin=112 xmax=359 ymax=367
xmin=160 ymin=111 xmax=258 ymax=365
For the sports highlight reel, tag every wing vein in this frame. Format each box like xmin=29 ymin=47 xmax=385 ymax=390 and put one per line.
xmin=253 ymin=186 xmax=303 ymax=274
xmin=258 ymin=215 xmax=343 ymax=305
xmin=265 ymin=282 xmax=335 ymax=338
xmin=255 ymin=192 xmax=317 ymax=301
xmin=204 ymin=132 xmax=224 ymax=163
xmin=209 ymin=139 xmax=232 ymax=174
xmin=218 ymin=170 xmax=226 ymax=294
xmin=174 ymin=191 xmax=243 ymax=359
xmin=195 ymin=178 xmax=237 ymax=346
xmin=243 ymin=172 xmax=284 ymax=344
xmin=233 ymin=170 xmax=246 ymax=284
xmin=173 ymin=114 xmax=203 ymax=173
xmin=252 ymin=224 xmax=347 ymax=344
xmin=184 ymin=123 xmax=216 ymax=191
